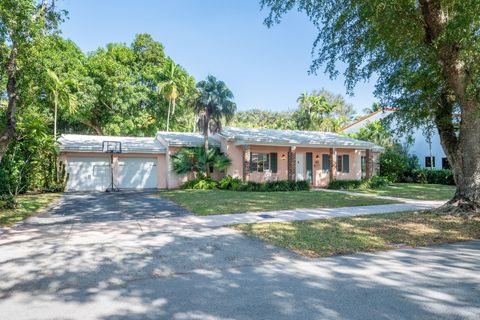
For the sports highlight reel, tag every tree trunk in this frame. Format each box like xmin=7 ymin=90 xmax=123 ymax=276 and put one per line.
xmin=166 ymin=100 xmax=171 ymax=132
xmin=420 ymin=0 xmax=480 ymax=213
xmin=0 ymin=47 xmax=18 ymax=156
xmin=53 ymin=94 xmax=58 ymax=139
xmin=79 ymin=120 xmax=103 ymax=135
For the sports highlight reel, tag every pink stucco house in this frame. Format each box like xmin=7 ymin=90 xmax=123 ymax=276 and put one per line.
xmin=59 ymin=127 xmax=382 ymax=191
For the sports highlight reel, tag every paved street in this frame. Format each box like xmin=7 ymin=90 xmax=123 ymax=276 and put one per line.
xmin=0 ymin=192 xmax=479 ymax=320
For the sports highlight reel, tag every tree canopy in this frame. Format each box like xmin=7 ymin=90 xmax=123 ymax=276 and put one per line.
xmin=261 ymin=0 xmax=480 ymax=212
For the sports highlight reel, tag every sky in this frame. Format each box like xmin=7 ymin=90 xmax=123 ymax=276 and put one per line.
xmin=59 ymin=0 xmax=377 ymax=114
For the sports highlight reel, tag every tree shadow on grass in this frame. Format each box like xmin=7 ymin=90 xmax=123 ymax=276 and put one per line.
xmin=0 ymin=193 xmax=479 ymax=319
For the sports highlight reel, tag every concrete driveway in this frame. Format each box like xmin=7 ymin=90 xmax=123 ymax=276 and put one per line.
xmin=0 ymin=192 xmax=479 ymax=320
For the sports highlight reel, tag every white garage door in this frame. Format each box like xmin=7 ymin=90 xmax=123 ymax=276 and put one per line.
xmin=66 ymin=157 xmax=111 ymax=191
xmin=117 ymin=157 xmax=157 ymax=189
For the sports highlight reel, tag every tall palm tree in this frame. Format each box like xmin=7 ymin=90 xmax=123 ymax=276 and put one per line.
xmin=45 ymin=69 xmax=78 ymax=139
xmin=195 ymin=75 xmax=236 ymax=175
xmin=297 ymin=91 xmax=311 ymax=111
xmin=158 ymin=60 xmax=182 ymax=132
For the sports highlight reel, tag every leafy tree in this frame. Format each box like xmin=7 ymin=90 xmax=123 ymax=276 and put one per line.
xmin=293 ymin=89 xmax=353 ymax=131
xmin=261 ymin=0 xmax=480 ymax=213
xmin=0 ymin=0 xmax=63 ymax=154
xmin=363 ymin=102 xmax=382 ymax=115
xmin=45 ymin=69 xmax=77 ymax=139
xmin=380 ymin=144 xmax=419 ymax=183
xmin=171 ymin=147 xmax=231 ymax=177
xmin=349 ymin=121 xmax=394 ymax=148
xmin=231 ymin=108 xmax=297 ymax=129
xmin=81 ymin=34 xmax=196 ymax=136
xmin=158 ymin=59 xmax=188 ymax=132
xmin=195 ymin=75 xmax=236 ymax=175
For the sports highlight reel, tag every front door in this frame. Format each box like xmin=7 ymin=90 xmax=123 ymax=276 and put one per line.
xmin=296 ymin=153 xmax=305 ymax=181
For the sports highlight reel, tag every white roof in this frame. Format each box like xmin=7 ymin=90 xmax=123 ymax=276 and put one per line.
xmin=156 ymin=132 xmax=220 ymax=147
xmin=59 ymin=134 xmax=166 ymax=154
xmin=219 ymin=127 xmax=383 ymax=151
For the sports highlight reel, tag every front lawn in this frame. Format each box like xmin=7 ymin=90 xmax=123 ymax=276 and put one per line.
xmin=233 ymin=211 xmax=480 ymax=257
xmin=355 ymin=183 xmax=455 ymax=200
xmin=0 ymin=193 xmax=61 ymax=227
xmin=160 ymin=190 xmax=399 ymax=215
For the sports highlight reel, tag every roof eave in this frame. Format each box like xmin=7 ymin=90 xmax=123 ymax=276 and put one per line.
xmin=234 ymin=139 xmax=376 ymax=149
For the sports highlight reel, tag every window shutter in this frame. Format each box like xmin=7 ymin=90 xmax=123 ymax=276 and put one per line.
xmin=343 ymin=155 xmax=350 ymax=173
xmin=322 ymin=154 xmax=330 ymax=171
xmin=270 ymin=153 xmax=278 ymax=173
xmin=250 ymin=153 xmax=255 ymax=172
xmin=306 ymin=152 xmax=313 ymax=182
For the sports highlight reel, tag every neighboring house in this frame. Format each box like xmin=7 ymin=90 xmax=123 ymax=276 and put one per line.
xmin=59 ymin=127 xmax=383 ymax=191
xmin=342 ymin=109 xmax=449 ymax=170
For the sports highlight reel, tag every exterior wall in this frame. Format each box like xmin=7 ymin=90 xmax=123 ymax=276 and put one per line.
xmin=409 ymin=128 xmax=446 ymax=169
xmin=60 ymin=151 xmax=166 ymax=189
xmin=343 ymin=110 xmax=448 ymax=170
xmin=246 ymin=145 xmax=290 ymax=183
xmin=220 ymin=140 xmax=244 ymax=179
xmin=295 ymin=147 xmax=362 ymax=187
xmin=223 ymin=144 xmax=365 ymax=187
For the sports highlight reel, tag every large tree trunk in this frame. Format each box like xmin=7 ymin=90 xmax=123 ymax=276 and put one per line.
xmin=421 ymin=0 xmax=480 ymax=213
xmin=79 ymin=119 xmax=103 ymax=135
xmin=0 ymin=47 xmax=19 ymax=157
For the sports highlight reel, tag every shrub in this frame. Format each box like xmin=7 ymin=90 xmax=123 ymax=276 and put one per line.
xmin=328 ymin=176 xmax=390 ymax=190
xmin=212 ymin=176 xmax=310 ymax=192
xmin=219 ymin=175 xmax=243 ymax=190
xmin=181 ymin=177 xmax=219 ymax=190
xmin=328 ymin=179 xmax=363 ymax=190
xmin=0 ymin=194 xmax=17 ymax=210
xmin=379 ymin=144 xmax=418 ymax=182
xmin=368 ymin=175 xmax=390 ymax=189
xmin=401 ymin=169 xmax=454 ymax=185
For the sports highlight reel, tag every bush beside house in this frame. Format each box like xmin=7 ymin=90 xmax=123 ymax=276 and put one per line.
xmin=181 ymin=176 xmax=311 ymax=192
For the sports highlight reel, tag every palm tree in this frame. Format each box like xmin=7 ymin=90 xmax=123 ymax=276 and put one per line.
xmin=171 ymin=147 xmax=231 ymax=177
xmin=158 ymin=60 xmax=183 ymax=132
xmin=45 ymin=69 xmax=78 ymax=139
xmin=297 ymin=92 xmax=311 ymax=110
xmin=195 ymin=75 xmax=236 ymax=175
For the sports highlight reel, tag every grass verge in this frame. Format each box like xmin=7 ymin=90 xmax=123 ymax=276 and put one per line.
xmin=355 ymin=183 xmax=455 ymax=200
xmin=160 ymin=190 xmax=399 ymax=216
xmin=0 ymin=193 xmax=61 ymax=227
xmin=233 ymin=211 xmax=480 ymax=257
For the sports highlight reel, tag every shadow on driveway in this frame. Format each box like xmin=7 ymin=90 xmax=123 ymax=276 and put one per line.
xmin=0 ymin=191 xmax=479 ymax=319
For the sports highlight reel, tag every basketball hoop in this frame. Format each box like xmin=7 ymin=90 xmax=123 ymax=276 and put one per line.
xmin=102 ymin=141 xmax=122 ymax=154
xmin=103 ymin=141 xmax=122 ymax=192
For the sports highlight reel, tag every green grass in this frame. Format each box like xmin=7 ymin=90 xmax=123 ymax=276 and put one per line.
xmin=355 ymin=183 xmax=455 ymax=200
xmin=233 ymin=211 xmax=480 ymax=257
xmin=159 ymin=190 xmax=399 ymax=215
xmin=0 ymin=193 xmax=61 ymax=227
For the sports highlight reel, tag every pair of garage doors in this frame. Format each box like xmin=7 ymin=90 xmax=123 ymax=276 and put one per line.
xmin=66 ymin=157 xmax=157 ymax=191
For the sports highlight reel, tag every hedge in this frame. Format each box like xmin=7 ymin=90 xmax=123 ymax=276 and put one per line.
xmin=181 ymin=176 xmax=310 ymax=192
xmin=327 ymin=176 xmax=390 ymax=190
xmin=400 ymin=169 xmax=455 ymax=185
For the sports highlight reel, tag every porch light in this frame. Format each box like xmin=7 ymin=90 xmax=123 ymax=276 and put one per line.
xmin=281 ymin=154 xmax=286 ymax=160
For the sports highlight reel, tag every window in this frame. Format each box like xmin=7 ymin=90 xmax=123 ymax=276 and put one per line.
xmin=442 ymin=157 xmax=451 ymax=170
xmin=250 ymin=153 xmax=270 ymax=172
xmin=337 ymin=155 xmax=350 ymax=173
xmin=425 ymin=156 xmax=436 ymax=168
xmin=361 ymin=156 xmax=367 ymax=173
xmin=322 ymin=154 xmax=330 ymax=171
